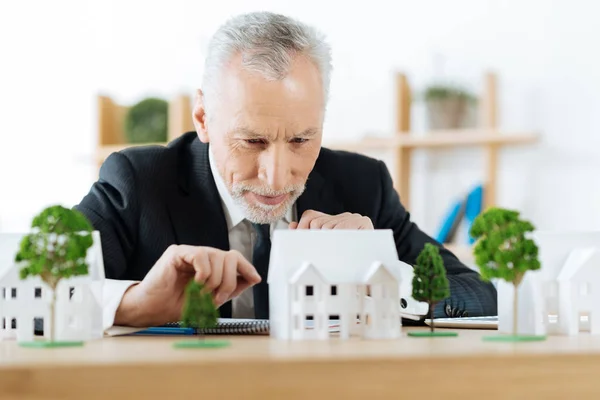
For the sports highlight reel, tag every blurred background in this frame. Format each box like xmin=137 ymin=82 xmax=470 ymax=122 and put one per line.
xmin=1 ymin=0 xmax=599 ymax=253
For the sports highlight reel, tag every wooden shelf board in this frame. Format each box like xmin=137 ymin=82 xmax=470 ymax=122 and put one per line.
xmin=325 ymin=130 xmax=539 ymax=152
xmin=95 ymin=130 xmax=538 ymax=163
xmin=444 ymin=243 xmax=475 ymax=262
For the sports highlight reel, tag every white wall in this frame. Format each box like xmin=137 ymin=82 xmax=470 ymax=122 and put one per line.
xmin=1 ymin=0 xmax=599 ymax=238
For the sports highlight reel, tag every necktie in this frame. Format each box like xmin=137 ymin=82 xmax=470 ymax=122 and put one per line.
xmin=252 ymin=223 xmax=271 ymax=319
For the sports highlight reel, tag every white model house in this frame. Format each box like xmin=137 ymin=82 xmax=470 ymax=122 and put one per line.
xmin=498 ymin=231 xmax=600 ymax=336
xmin=0 ymin=231 xmax=105 ymax=342
xmin=268 ymin=229 xmax=415 ymax=340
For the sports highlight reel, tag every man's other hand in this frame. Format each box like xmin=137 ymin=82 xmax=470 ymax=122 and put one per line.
xmin=289 ymin=210 xmax=374 ymax=230
xmin=114 ymin=245 xmax=261 ymax=327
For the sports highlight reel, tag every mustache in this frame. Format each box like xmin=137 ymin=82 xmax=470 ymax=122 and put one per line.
xmin=231 ymin=183 xmax=305 ymax=197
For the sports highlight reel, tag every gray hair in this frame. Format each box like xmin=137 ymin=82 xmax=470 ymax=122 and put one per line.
xmin=201 ymin=12 xmax=332 ymax=115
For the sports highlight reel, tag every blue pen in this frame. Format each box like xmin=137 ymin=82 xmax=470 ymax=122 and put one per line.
xmin=132 ymin=326 xmax=196 ymax=335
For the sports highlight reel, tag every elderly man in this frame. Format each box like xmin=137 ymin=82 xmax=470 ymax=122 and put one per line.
xmin=75 ymin=11 xmax=496 ymax=329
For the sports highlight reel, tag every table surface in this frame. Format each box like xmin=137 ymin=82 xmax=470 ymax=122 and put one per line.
xmin=2 ymin=326 xmax=600 ymax=399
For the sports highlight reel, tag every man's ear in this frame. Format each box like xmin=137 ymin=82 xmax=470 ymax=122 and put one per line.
xmin=193 ymin=89 xmax=209 ymax=143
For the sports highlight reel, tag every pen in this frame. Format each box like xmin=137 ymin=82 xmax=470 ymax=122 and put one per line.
xmin=132 ymin=326 xmax=197 ymax=336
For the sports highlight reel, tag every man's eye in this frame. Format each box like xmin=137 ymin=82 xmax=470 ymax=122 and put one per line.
xmin=246 ymin=139 xmax=265 ymax=145
xmin=292 ymin=138 xmax=308 ymax=144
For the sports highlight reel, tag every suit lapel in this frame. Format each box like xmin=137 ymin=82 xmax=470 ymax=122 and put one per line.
xmin=167 ymin=138 xmax=229 ymax=250
xmin=166 ymin=137 xmax=232 ymax=317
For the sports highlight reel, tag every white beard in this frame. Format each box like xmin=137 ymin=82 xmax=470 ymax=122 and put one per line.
xmin=230 ymin=183 xmax=305 ymax=224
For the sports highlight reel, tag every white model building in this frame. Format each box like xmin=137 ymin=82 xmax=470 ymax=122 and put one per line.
xmin=0 ymin=231 xmax=105 ymax=342
xmin=268 ymin=229 xmax=416 ymax=340
xmin=498 ymin=231 xmax=600 ymax=336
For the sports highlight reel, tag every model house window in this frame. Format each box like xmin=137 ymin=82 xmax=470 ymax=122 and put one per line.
xmin=305 ymin=285 xmax=314 ymax=296
xmin=330 ymin=285 xmax=337 ymax=296
xmin=2 ymin=317 xmax=5 ymax=329
xmin=69 ymin=286 xmax=75 ymax=300
xmin=587 ymin=312 xmax=592 ymax=326
xmin=1 ymin=287 xmax=5 ymax=299
xmin=34 ymin=317 xmax=44 ymax=336
xmin=11 ymin=288 xmax=17 ymax=298
xmin=34 ymin=287 xmax=42 ymax=298
xmin=305 ymin=315 xmax=314 ymax=326
xmin=11 ymin=318 xmax=16 ymax=329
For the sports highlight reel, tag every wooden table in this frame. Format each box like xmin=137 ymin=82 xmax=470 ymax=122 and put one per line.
xmin=2 ymin=327 xmax=600 ymax=399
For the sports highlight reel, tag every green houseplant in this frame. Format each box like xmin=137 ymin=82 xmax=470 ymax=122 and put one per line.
xmin=470 ymin=207 xmax=545 ymax=342
xmin=173 ymin=280 xmax=229 ymax=348
xmin=124 ymin=97 xmax=169 ymax=144
xmin=423 ymin=84 xmax=476 ymax=130
xmin=15 ymin=205 xmax=94 ymax=347
xmin=408 ymin=243 xmax=457 ymax=337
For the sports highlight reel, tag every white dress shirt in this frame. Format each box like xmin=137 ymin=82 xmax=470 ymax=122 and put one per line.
xmin=101 ymin=145 xmax=294 ymax=330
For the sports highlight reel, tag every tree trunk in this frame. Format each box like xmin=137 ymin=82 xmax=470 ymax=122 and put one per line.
xmin=429 ymin=302 xmax=434 ymax=333
xmin=50 ymin=288 xmax=57 ymax=342
xmin=513 ymin=283 xmax=519 ymax=336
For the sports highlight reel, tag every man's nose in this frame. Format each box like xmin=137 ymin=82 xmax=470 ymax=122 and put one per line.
xmin=259 ymin=147 xmax=292 ymax=191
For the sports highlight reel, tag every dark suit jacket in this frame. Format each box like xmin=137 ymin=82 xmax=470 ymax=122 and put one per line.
xmin=75 ymin=132 xmax=497 ymax=320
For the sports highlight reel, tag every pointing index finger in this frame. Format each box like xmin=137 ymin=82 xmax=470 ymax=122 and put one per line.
xmin=234 ymin=252 xmax=262 ymax=284
xmin=296 ymin=210 xmax=327 ymax=229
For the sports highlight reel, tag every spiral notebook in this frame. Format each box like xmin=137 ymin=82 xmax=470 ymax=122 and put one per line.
xmin=164 ymin=318 xmax=271 ymax=335
xmin=127 ymin=318 xmax=341 ymax=336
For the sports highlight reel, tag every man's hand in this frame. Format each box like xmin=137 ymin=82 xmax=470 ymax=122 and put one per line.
xmin=289 ymin=210 xmax=374 ymax=230
xmin=114 ymin=245 xmax=261 ymax=327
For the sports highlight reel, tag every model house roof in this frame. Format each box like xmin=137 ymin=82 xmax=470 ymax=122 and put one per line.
xmin=0 ymin=263 xmax=20 ymax=285
xmin=362 ymin=262 xmax=398 ymax=283
xmin=0 ymin=233 xmax=26 ymax=284
xmin=534 ymin=231 xmax=600 ymax=280
xmin=556 ymin=247 xmax=600 ymax=282
xmin=289 ymin=262 xmax=327 ymax=284
xmin=268 ymin=229 xmax=405 ymax=284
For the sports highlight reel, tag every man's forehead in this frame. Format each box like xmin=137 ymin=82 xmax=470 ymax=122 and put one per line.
xmin=229 ymin=126 xmax=320 ymax=138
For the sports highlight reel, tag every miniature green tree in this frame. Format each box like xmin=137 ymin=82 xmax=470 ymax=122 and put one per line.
xmin=173 ymin=280 xmax=229 ymax=348
xmin=470 ymin=207 xmax=541 ymax=337
xmin=181 ymin=280 xmax=219 ymax=334
xmin=411 ymin=243 xmax=451 ymax=334
xmin=15 ymin=205 xmax=94 ymax=343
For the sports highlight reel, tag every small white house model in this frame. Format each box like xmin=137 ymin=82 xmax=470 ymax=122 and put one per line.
xmin=498 ymin=231 xmax=600 ymax=336
xmin=268 ymin=229 xmax=415 ymax=340
xmin=0 ymin=231 xmax=105 ymax=342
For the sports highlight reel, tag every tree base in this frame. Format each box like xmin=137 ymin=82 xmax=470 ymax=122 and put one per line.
xmin=19 ymin=341 xmax=84 ymax=348
xmin=172 ymin=339 xmax=230 ymax=349
xmin=408 ymin=331 xmax=458 ymax=337
xmin=483 ymin=335 xmax=547 ymax=342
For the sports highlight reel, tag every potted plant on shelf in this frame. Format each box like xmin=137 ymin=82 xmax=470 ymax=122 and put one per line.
xmin=15 ymin=205 xmax=94 ymax=348
xmin=423 ymin=84 xmax=476 ymax=130
xmin=173 ymin=280 xmax=230 ymax=348
xmin=124 ymin=97 xmax=169 ymax=144
xmin=470 ymin=207 xmax=545 ymax=342
xmin=408 ymin=243 xmax=457 ymax=337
